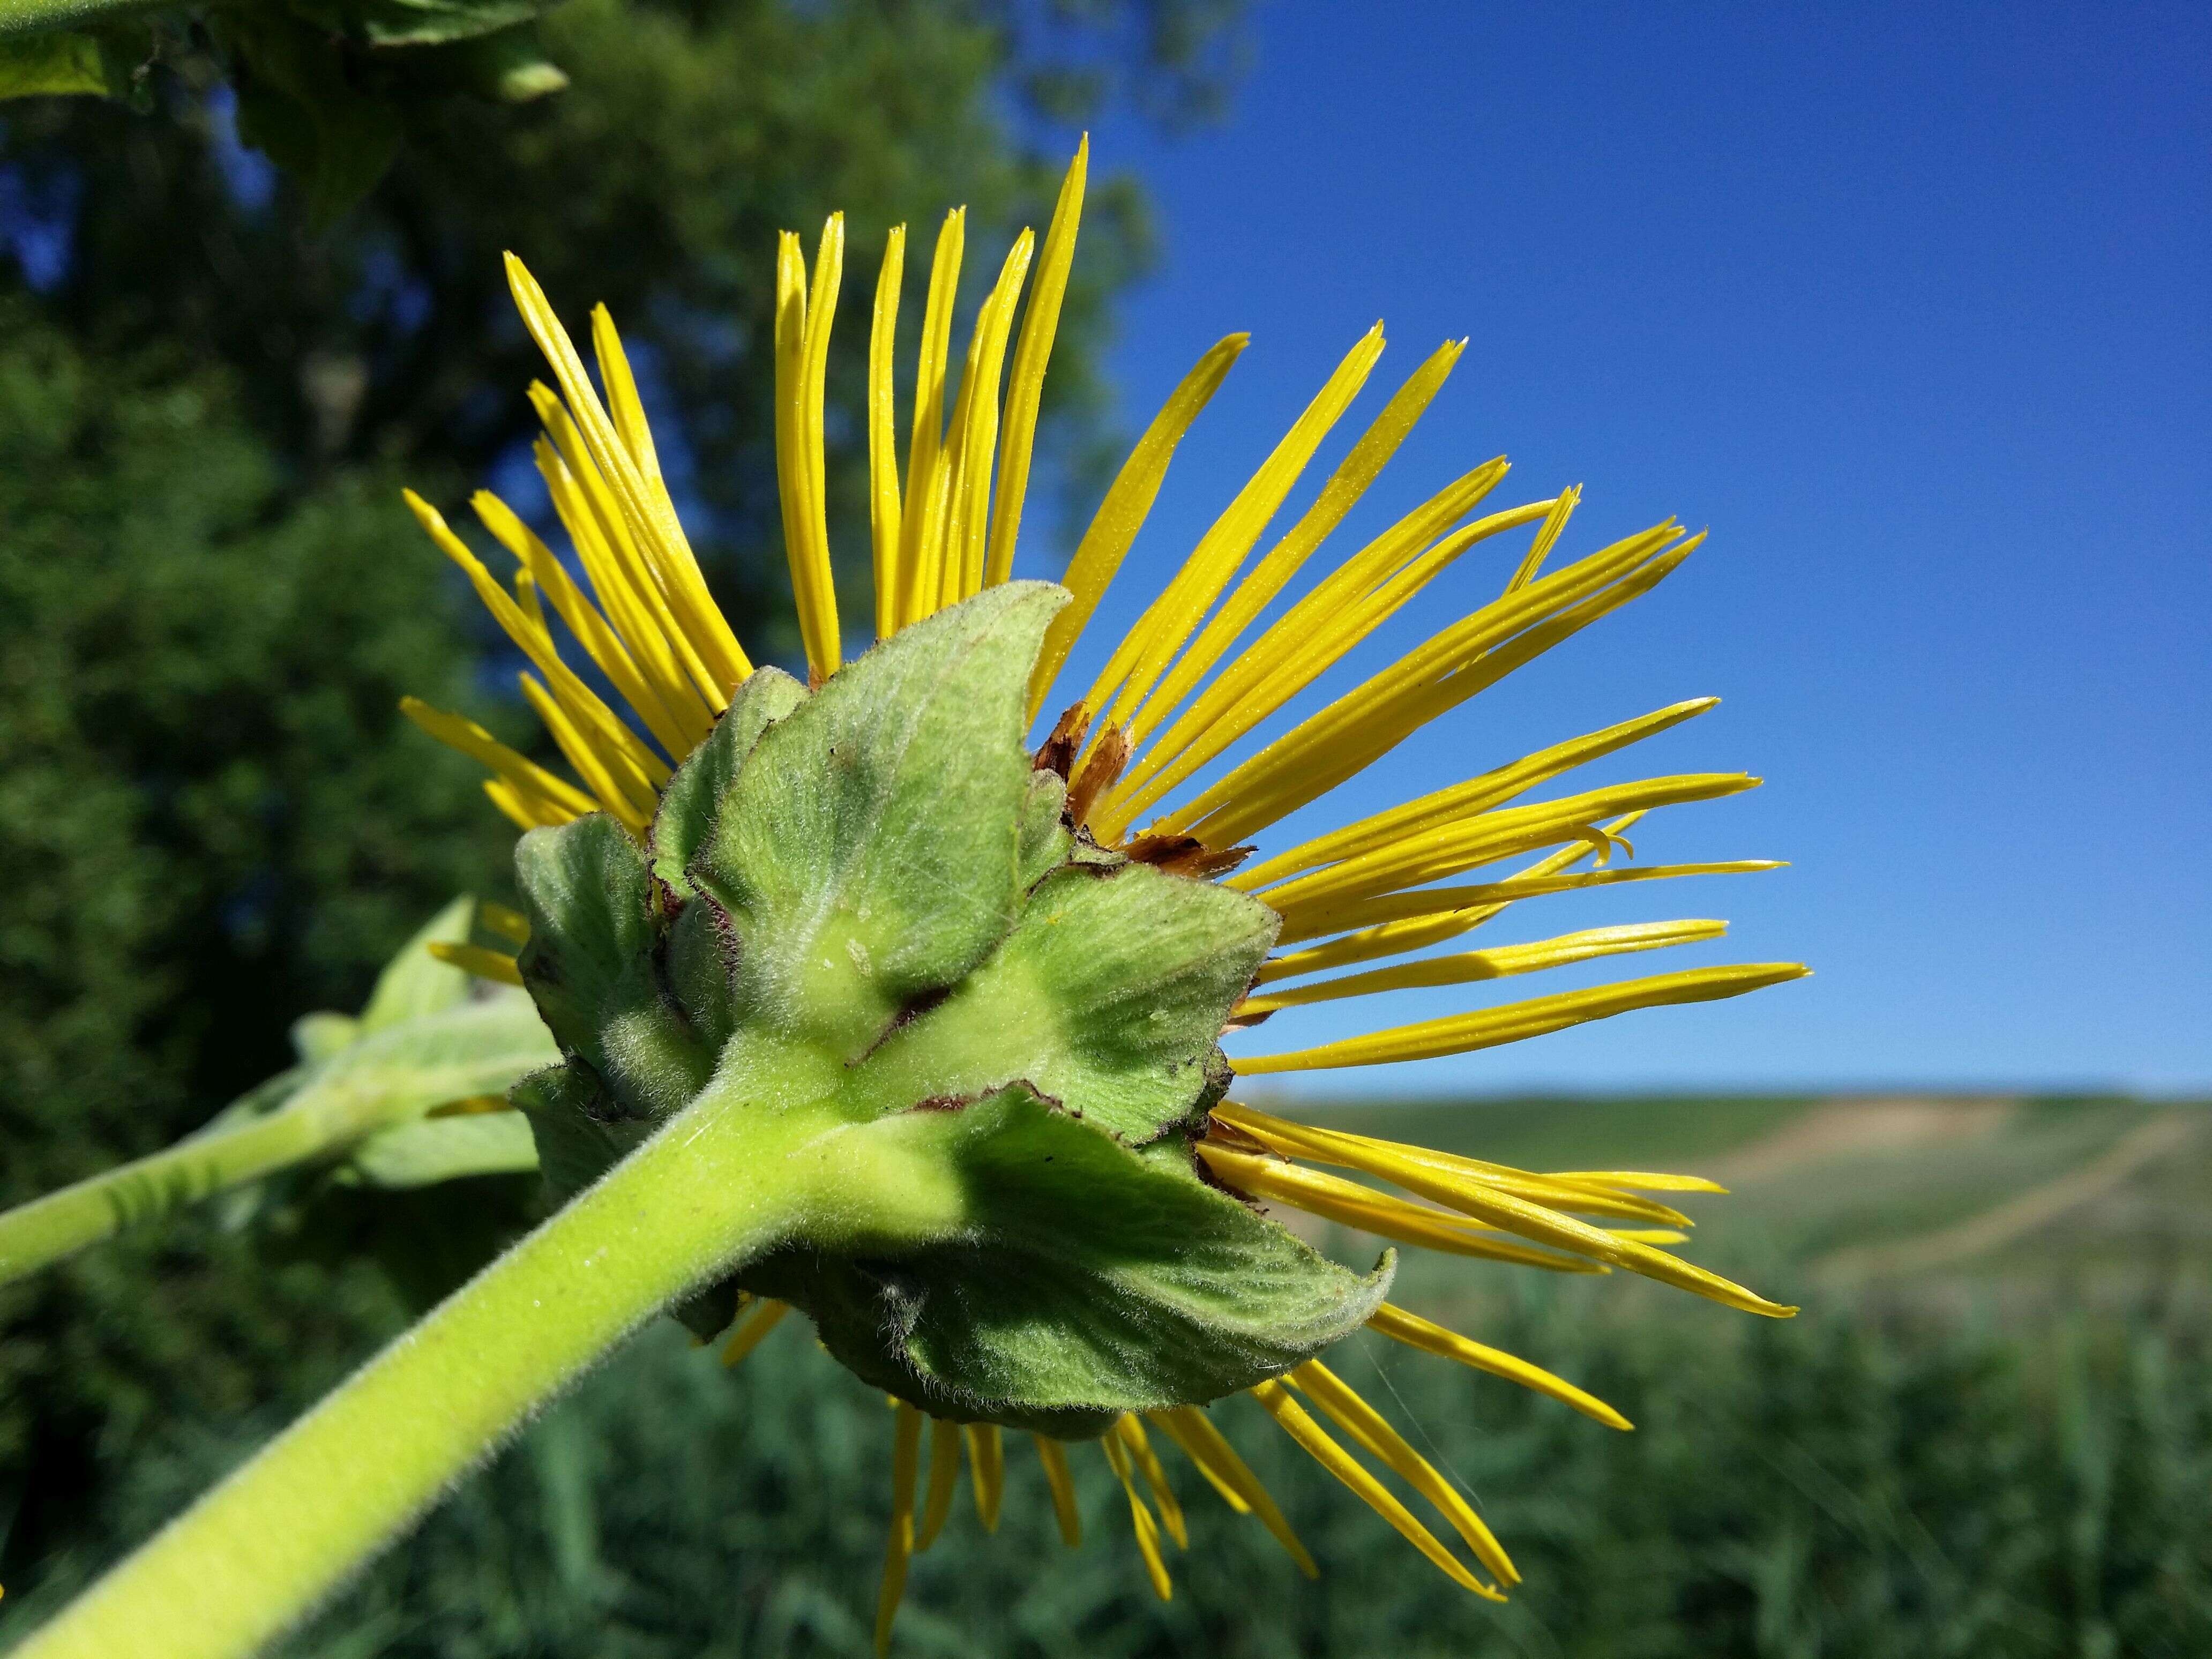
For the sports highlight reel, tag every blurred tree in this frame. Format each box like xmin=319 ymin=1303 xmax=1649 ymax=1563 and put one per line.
xmin=0 ymin=0 xmax=1246 ymax=1612
xmin=0 ymin=296 xmax=520 ymax=1589
xmin=0 ymin=0 xmax=1246 ymax=651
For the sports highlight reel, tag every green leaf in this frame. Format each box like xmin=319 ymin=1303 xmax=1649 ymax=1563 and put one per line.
xmin=290 ymin=1010 xmax=363 ymax=1065
xmin=358 ymin=892 xmax=475 ymax=1031
xmin=314 ymin=987 xmax=559 ymax=1141
xmin=513 ymin=1060 xmax=648 ymax=1201
xmin=285 ymin=0 xmax=548 ymax=48
xmin=516 ymin=814 xmax=714 ymax=1117
xmin=0 ymin=32 xmax=111 ymax=99
xmin=857 ymin=859 xmax=1276 ymax=1143
xmin=221 ymin=11 xmax=405 ymax=227
xmin=649 ymin=666 xmax=805 ymax=900
xmin=691 ymin=582 xmax=1066 ymax=1053
xmin=1016 ymin=767 xmax=1071 ymax=891
xmin=746 ymin=1085 xmax=1391 ymax=1437
xmin=348 ymin=1108 xmax=538 ymax=1187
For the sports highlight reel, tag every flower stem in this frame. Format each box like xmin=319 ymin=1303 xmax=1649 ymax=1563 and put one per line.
xmin=0 ymin=1084 xmax=321 ymax=1290
xmin=13 ymin=1089 xmax=851 ymax=1659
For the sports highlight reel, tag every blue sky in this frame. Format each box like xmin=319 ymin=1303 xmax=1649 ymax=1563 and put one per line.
xmin=1018 ymin=1 xmax=2210 ymax=1095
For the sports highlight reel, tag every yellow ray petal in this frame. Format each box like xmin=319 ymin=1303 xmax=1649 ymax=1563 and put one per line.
xmin=1123 ymin=338 xmax=1464 ymax=760
xmin=1253 ymin=820 xmax=1645 ymax=985
xmin=519 ymin=673 xmax=655 ymax=833
xmin=1504 ymin=482 xmax=1579 ymax=593
xmin=1245 ymin=918 xmax=1724 ymax=1015
xmin=1237 ymin=962 xmax=1810 ymax=1079
xmin=1144 ymin=1410 xmax=1249 ymax=1513
xmin=503 ymin=257 xmax=750 ymax=693
xmin=473 ymin=489 xmax=703 ymax=760
xmin=916 ymin=1416 xmax=962 ymax=1551
xmin=1026 ymin=335 xmax=1247 ymax=721
xmin=718 ymin=1298 xmax=789 ymax=1367
xmin=1367 ymin=1301 xmax=1631 ymax=1429
xmin=1148 ymin=1408 xmax=1317 ymax=1575
xmin=964 ymin=1423 xmax=1004 ymax=1533
xmin=530 ymin=415 xmax=727 ymax=722
xmin=1098 ymin=472 xmax=1535 ymax=836
xmin=1253 ymin=775 xmax=1759 ymax=927
xmin=1548 ymin=1170 xmax=1730 ymax=1195
xmin=1162 ymin=522 xmax=1702 ymax=847
xmin=399 ymin=697 xmax=594 ymax=821
xmin=874 ymin=1403 xmax=922 ymax=1658
xmin=897 ymin=208 xmax=965 ymax=631
xmin=424 ymin=942 xmax=522 ymax=987
xmin=1032 ymin=1435 xmax=1082 ymax=1547
xmin=1216 ymin=1102 xmax=1693 ymax=1224
xmin=1115 ymin=1415 xmax=1186 ymax=1548
xmin=1203 ymin=1120 xmax=1685 ymax=1234
xmin=406 ymin=490 xmax=669 ymax=799
xmin=1214 ymin=1099 xmax=1798 ymax=1315
xmin=1273 ymin=857 xmax=1785 ymax=947
xmin=985 ymin=138 xmax=1086 ymax=588
xmin=1232 ymin=701 xmax=1716 ymax=892
xmin=944 ymin=229 xmax=1035 ymax=603
xmin=1194 ymin=1141 xmax=1611 ymax=1271
xmin=482 ymin=778 xmax=563 ymax=831
xmin=1078 ymin=324 xmax=1387 ymax=746
xmin=589 ymin=303 xmax=665 ymax=488
xmin=475 ymin=902 xmax=531 ymax=946
xmin=1251 ymin=1380 xmax=1504 ymax=1601
xmin=773 ymin=219 xmax=846 ymax=681
xmin=1102 ymin=1431 xmax=1174 ymax=1601
xmin=1217 ymin=1102 xmax=1687 ymax=1222
xmin=1291 ymin=1360 xmax=1518 ymax=1586
xmin=868 ymin=225 xmax=907 ymax=640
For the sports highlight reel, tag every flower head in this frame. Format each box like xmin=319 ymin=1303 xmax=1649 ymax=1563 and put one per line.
xmin=402 ymin=140 xmax=1805 ymax=1644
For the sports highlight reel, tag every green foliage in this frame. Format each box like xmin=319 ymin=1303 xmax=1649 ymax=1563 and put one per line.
xmin=0 ymin=296 xmax=522 ymax=1581
xmin=0 ymin=0 xmax=1184 ymax=605
xmin=6 ymin=1295 xmax=2204 ymax=1655
xmin=1 ymin=0 xmax=566 ymax=222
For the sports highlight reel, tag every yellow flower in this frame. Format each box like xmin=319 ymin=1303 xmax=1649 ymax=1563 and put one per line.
xmin=401 ymin=139 xmax=1805 ymax=1646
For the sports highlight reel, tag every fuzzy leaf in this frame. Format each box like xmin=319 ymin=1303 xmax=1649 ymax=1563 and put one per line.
xmin=315 ymin=988 xmax=559 ymax=1141
xmin=746 ymin=1085 xmax=1389 ymax=1437
xmin=348 ymin=1109 xmax=539 ymax=1187
xmin=516 ymin=814 xmax=713 ymax=1117
xmin=855 ymin=860 xmax=1275 ymax=1143
xmin=1016 ymin=768 xmax=1071 ymax=891
xmin=649 ymin=666 xmax=804 ymax=899
xmin=692 ymin=582 xmax=1066 ymax=1052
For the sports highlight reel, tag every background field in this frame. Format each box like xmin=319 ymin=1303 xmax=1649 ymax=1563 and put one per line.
xmin=1295 ymin=1092 xmax=2212 ymax=1328
xmin=6 ymin=1091 xmax=2206 ymax=1658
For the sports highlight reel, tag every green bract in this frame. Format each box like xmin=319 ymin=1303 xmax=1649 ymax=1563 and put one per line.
xmin=512 ymin=582 xmax=1389 ymax=1437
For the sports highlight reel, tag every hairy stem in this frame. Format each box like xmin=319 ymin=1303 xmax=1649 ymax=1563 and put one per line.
xmin=14 ymin=1088 xmax=871 ymax=1659
xmin=0 ymin=1081 xmax=322 ymax=1289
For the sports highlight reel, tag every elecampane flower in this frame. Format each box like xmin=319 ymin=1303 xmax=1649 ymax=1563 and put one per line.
xmin=402 ymin=141 xmax=1805 ymax=1647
